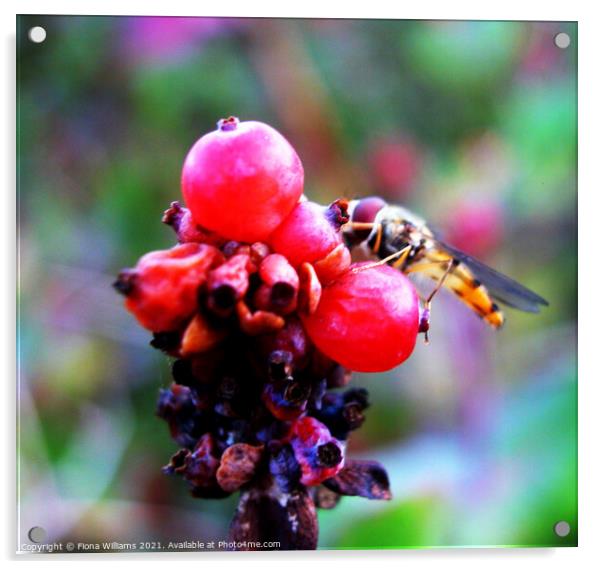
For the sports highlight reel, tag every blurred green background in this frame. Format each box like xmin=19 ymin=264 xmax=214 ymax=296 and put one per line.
xmin=17 ymin=16 xmax=577 ymax=549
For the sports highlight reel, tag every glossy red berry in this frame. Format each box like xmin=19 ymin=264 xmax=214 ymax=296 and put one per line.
xmin=268 ymin=200 xmax=348 ymax=269
xmin=115 ymin=243 xmax=222 ymax=332
xmin=181 ymin=117 xmax=304 ymax=243
xmin=289 ymin=417 xmax=344 ymax=486
xmin=301 ymin=263 xmax=420 ymax=373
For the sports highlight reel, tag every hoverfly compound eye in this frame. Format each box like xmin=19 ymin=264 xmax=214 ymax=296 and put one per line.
xmin=350 ymin=196 xmax=387 ymax=242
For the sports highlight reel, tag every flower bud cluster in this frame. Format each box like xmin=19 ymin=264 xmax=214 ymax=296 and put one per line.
xmin=115 ymin=201 xmax=393 ymax=549
xmin=114 ymin=118 xmax=416 ymax=549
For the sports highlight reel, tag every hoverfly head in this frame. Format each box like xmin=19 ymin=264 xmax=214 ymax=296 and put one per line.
xmin=346 ymin=196 xmax=387 ymax=246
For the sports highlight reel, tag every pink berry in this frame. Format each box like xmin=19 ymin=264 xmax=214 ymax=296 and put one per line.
xmin=301 ymin=263 xmax=419 ymax=373
xmin=181 ymin=117 xmax=304 ymax=243
xmin=268 ymin=200 xmax=348 ymax=269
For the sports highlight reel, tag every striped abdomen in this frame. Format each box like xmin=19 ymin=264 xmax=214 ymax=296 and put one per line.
xmin=407 ymin=249 xmax=504 ymax=328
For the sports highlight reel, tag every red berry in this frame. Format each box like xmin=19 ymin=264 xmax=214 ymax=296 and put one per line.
xmin=181 ymin=117 xmax=304 ymax=242
xmin=116 ymin=243 xmax=222 ymax=332
xmin=289 ymin=417 xmax=344 ymax=486
xmin=268 ymin=200 xmax=348 ymax=269
xmin=301 ymin=263 xmax=419 ymax=373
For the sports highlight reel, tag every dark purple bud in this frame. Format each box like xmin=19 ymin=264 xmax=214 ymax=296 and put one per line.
xmin=208 ymin=284 xmax=238 ymax=315
xmin=255 ymin=317 xmax=310 ymax=373
xmin=268 ymin=350 xmax=294 ymax=381
xmin=217 ymin=375 xmax=239 ymax=400
xmin=342 ymin=402 xmax=365 ymax=430
xmin=171 ymin=359 xmax=196 ymax=388
xmin=311 ymin=485 xmax=341 ymax=510
xmin=324 ymin=199 xmax=350 ymax=230
xmin=221 ymin=240 xmax=243 ymax=257
xmin=163 ymin=434 xmax=229 ymax=498
xmin=316 ymin=441 xmax=343 ymax=468
xmin=311 ymin=388 xmax=369 ymax=440
xmin=216 ymin=443 xmax=264 ymax=493
xmin=308 ymin=378 xmax=327 ymax=411
xmin=162 ymin=448 xmax=188 ymax=476
xmin=156 ymin=384 xmax=205 ymax=448
xmin=263 ymin=380 xmax=310 ymax=421
xmin=162 ymin=200 xmax=184 ymax=229
xmin=113 ymin=269 xmax=137 ymax=296
xmin=323 ymin=460 xmax=392 ymax=500
xmin=343 ymin=388 xmax=369 ymax=410
xmin=149 ymin=331 xmax=181 ymax=353
xmin=326 ymin=365 xmax=352 ymax=388
xmin=269 ymin=442 xmax=301 ymax=493
xmin=217 ymin=116 xmax=239 ymax=131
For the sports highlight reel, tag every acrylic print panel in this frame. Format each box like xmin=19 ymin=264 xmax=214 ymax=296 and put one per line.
xmin=16 ymin=15 xmax=577 ymax=552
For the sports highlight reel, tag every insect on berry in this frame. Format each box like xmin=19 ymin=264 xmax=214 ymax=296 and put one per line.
xmin=301 ymin=262 xmax=420 ymax=373
xmin=181 ymin=117 xmax=304 ymax=242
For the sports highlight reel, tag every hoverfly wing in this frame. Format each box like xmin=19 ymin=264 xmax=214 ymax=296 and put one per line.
xmin=433 ymin=239 xmax=549 ymax=313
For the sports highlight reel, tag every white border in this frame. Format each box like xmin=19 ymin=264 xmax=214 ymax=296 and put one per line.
xmin=3 ymin=1 xmax=600 ymax=567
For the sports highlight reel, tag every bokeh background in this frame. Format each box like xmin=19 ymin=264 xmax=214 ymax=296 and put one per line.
xmin=17 ymin=16 xmax=577 ymax=549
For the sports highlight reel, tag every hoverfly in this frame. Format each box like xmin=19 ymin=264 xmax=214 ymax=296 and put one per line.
xmin=342 ymin=196 xmax=548 ymax=331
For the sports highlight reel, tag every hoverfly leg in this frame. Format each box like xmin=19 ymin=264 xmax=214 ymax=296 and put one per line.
xmin=426 ymin=259 xmax=456 ymax=304
xmin=371 ymin=222 xmax=383 ymax=254
xmin=349 ymin=245 xmax=412 ymax=274
xmin=410 ymin=258 xmax=456 ymax=344
xmin=378 ymin=245 xmax=412 ymax=268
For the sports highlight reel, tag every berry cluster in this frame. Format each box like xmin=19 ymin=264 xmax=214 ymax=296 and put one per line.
xmin=114 ymin=118 xmax=420 ymax=550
